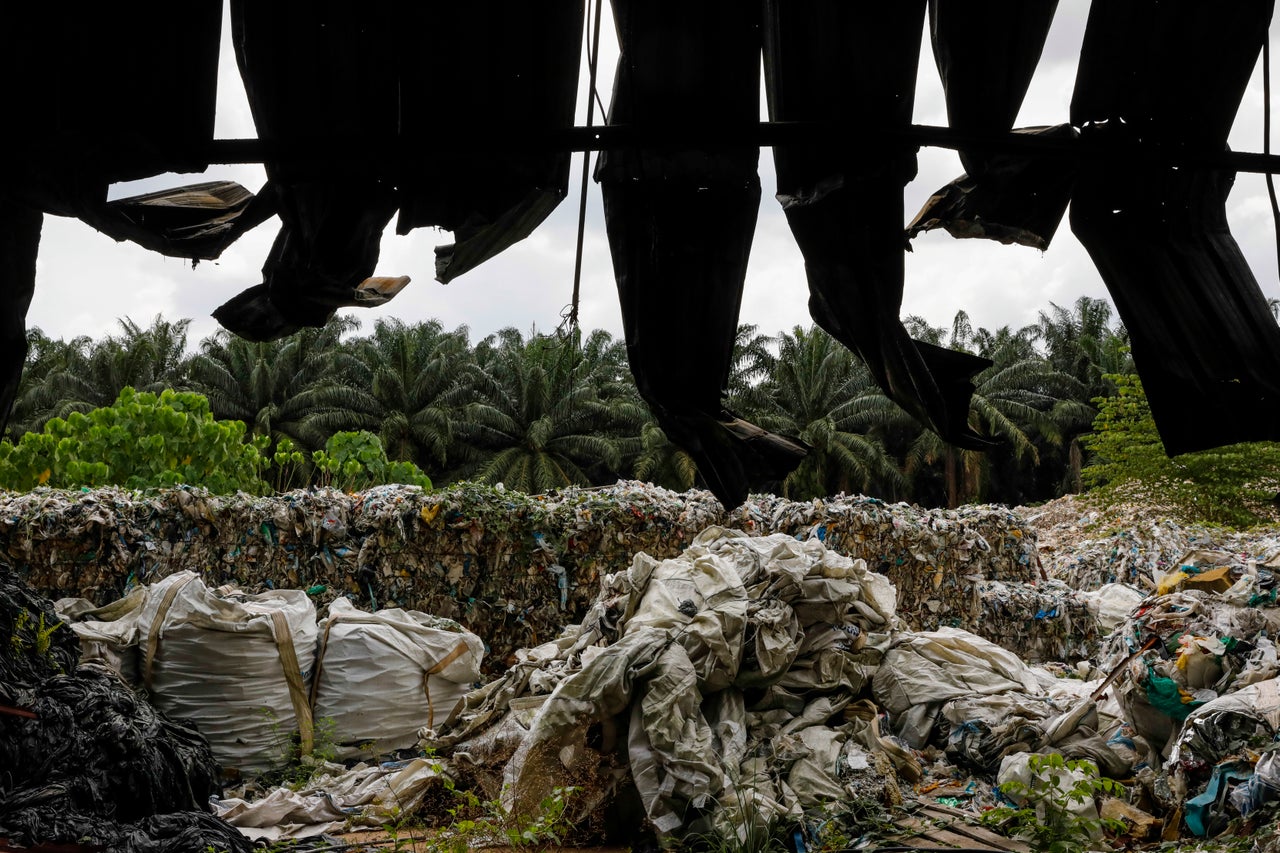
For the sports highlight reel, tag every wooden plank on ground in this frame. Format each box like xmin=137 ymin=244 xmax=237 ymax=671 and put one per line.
xmin=883 ymin=802 xmax=1031 ymax=853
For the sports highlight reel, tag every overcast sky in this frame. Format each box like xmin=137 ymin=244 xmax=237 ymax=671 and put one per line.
xmin=27 ymin=1 xmax=1280 ymax=349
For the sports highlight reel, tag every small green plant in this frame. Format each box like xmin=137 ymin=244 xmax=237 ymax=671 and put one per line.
xmin=982 ymin=754 xmax=1125 ymax=853
xmin=9 ymin=610 xmax=63 ymax=668
xmin=430 ymin=779 xmax=581 ymax=852
xmin=260 ymin=710 xmax=340 ymax=788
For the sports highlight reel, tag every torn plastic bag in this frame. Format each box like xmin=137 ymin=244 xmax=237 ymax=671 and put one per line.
xmin=1069 ymin=0 xmax=1280 ymax=455
xmin=1229 ymin=751 xmax=1280 ymax=818
xmin=137 ymin=571 xmax=318 ymax=776
xmin=214 ymin=757 xmax=448 ymax=840
xmin=908 ymin=1 xmax=1071 ymax=250
xmin=622 ymin=549 xmax=747 ymax=693
xmin=873 ymin=627 xmax=1049 ymax=747
xmin=502 ymin=627 xmax=695 ymax=836
xmin=997 ymin=751 xmax=1102 ymax=836
xmin=598 ymin=1 xmax=807 ymax=510
xmin=763 ymin=0 xmax=993 ymax=452
xmin=1170 ymin=678 xmax=1280 ymax=770
xmin=311 ymin=597 xmax=484 ymax=758
xmin=55 ymin=586 xmax=149 ymax=686
xmin=1076 ymin=582 xmax=1146 ymax=635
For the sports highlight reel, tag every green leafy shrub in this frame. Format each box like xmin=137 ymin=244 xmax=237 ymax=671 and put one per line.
xmin=311 ymin=431 xmax=432 ymax=492
xmin=982 ymin=754 xmax=1124 ymax=853
xmin=0 ymin=387 xmax=270 ymax=493
xmin=1082 ymin=374 xmax=1280 ymax=528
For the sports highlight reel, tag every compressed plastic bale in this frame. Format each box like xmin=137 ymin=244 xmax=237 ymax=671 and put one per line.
xmin=311 ymin=597 xmax=484 ymax=758
xmin=137 ymin=571 xmax=318 ymax=776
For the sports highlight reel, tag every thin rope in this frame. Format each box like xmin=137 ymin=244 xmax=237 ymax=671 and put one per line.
xmin=566 ymin=0 xmax=606 ymax=335
xmin=1265 ymin=33 xmax=1280 ymax=280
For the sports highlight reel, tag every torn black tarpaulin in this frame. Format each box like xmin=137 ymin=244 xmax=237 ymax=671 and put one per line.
xmin=220 ymin=2 xmax=584 ymax=340
xmin=908 ymin=0 xmax=1072 ymax=251
xmin=0 ymin=1 xmax=224 ymax=435
xmin=0 ymin=200 xmax=40 ymax=433
xmin=598 ymin=2 xmax=811 ymax=509
xmin=1070 ymin=0 xmax=1280 ymax=455
xmin=598 ymin=1 xmax=807 ymax=510
xmin=392 ymin=4 xmax=585 ymax=284
xmin=763 ymin=1 xmax=992 ymax=452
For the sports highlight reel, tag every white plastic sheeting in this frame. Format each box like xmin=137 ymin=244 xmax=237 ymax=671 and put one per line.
xmin=55 ymin=586 xmax=148 ymax=685
xmin=311 ymin=598 xmax=484 ymax=758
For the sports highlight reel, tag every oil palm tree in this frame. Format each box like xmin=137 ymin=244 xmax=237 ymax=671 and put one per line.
xmin=457 ymin=327 xmax=645 ymax=492
xmin=344 ymin=318 xmax=473 ymax=477
xmin=754 ymin=326 xmax=907 ymax=501
xmin=188 ymin=317 xmax=369 ymax=451
xmin=908 ymin=322 xmax=1090 ymax=506
xmin=36 ymin=316 xmax=193 ymax=419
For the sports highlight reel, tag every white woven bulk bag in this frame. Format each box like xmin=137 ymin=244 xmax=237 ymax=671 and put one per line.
xmin=55 ymin=585 xmax=149 ymax=685
xmin=311 ymin=597 xmax=483 ymax=758
xmin=137 ymin=571 xmax=318 ymax=776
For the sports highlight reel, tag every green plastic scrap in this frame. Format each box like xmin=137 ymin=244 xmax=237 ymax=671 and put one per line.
xmin=1145 ymin=664 xmax=1204 ymax=721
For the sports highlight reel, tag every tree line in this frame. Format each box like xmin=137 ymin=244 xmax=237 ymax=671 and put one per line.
xmin=2 ymin=297 xmax=1150 ymax=507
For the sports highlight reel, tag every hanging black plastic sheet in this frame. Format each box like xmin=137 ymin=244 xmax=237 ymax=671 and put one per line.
xmin=219 ymin=1 xmax=583 ymax=341
xmin=763 ymin=1 xmax=992 ymax=450
xmin=0 ymin=1 xmax=224 ymax=433
xmin=598 ymin=1 xmax=807 ymax=509
xmin=0 ymin=201 xmax=41 ymax=432
xmin=907 ymin=0 xmax=1073 ymax=251
xmin=1070 ymin=0 xmax=1280 ymax=455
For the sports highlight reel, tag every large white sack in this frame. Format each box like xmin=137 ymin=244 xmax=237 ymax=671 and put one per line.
xmin=311 ymin=597 xmax=483 ymax=758
xmin=55 ymin=586 xmax=149 ymax=685
xmin=137 ymin=571 xmax=318 ymax=776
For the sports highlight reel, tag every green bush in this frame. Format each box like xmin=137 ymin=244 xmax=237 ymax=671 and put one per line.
xmin=1082 ymin=374 xmax=1280 ymax=528
xmin=0 ymin=387 xmax=270 ymax=493
xmin=311 ymin=431 xmax=432 ymax=492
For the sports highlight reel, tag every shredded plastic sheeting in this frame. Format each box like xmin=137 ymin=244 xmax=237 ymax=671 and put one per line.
xmin=0 ymin=563 xmax=251 ymax=852
xmin=2 ymin=483 xmax=1038 ymax=672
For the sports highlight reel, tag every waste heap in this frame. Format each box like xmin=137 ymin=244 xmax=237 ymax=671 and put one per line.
xmin=0 ymin=562 xmax=252 ymax=853
xmin=425 ymin=526 xmax=899 ymax=844
xmin=2 ymin=482 xmax=1039 ymax=673
xmin=1026 ymin=494 xmax=1280 ymax=592
xmin=420 ymin=524 xmax=1114 ymax=848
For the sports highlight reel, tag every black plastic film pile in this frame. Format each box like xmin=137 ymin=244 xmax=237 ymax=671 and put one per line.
xmin=0 ymin=566 xmax=252 ymax=853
